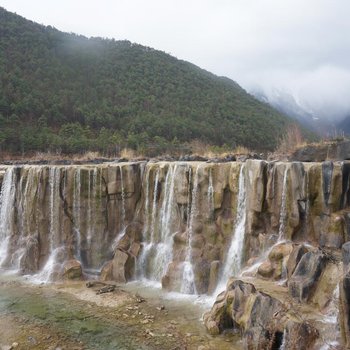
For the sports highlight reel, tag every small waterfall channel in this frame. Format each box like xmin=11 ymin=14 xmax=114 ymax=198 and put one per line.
xmin=35 ymin=167 xmax=63 ymax=282
xmin=138 ymin=164 xmax=178 ymax=283
xmin=214 ymin=164 xmax=247 ymax=294
xmin=278 ymin=166 xmax=289 ymax=241
xmin=181 ymin=165 xmax=200 ymax=294
xmin=0 ymin=167 xmax=16 ymax=267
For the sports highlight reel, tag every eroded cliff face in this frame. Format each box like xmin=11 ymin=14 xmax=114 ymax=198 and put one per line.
xmin=0 ymin=160 xmax=349 ymax=348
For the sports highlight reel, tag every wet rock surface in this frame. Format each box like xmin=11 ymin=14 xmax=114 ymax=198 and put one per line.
xmin=0 ymin=159 xmax=349 ymax=349
xmin=204 ymin=278 xmax=322 ymax=350
xmin=288 ymin=250 xmax=327 ymax=303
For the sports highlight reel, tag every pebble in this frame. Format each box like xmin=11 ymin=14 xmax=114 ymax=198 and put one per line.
xmin=145 ymin=329 xmax=155 ymax=337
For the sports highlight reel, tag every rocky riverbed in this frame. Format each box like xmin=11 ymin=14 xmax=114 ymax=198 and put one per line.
xmin=0 ymin=276 xmax=241 ymax=350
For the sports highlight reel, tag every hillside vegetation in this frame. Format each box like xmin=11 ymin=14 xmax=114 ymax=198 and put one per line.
xmin=0 ymin=7 xmax=293 ymax=155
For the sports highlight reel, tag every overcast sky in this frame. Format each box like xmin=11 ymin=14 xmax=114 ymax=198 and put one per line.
xmin=1 ymin=0 xmax=350 ymax=121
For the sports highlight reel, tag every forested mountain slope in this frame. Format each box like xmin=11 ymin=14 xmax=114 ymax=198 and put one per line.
xmin=0 ymin=7 xmax=293 ymax=154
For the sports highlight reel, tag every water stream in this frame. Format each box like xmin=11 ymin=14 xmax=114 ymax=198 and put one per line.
xmin=214 ymin=163 xmax=247 ymax=294
xmin=0 ymin=167 xmax=15 ymax=267
xmin=181 ymin=165 xmax=200 ymax=294
xmin=278 ymin=166 xmax=289 ymax=241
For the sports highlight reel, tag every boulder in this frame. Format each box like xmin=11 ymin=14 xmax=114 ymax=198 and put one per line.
xmin=288 ymin=251 xmax=327 ymax=302
xmin=257 ymin=242 xmax=293 ymax=280
xmin=63 ymin=259 xmax=82 ymax=280
xmin=100 ymin=260 xmax=113 ymax=281
xmin=112 ymin=249 xmax=134 ymax=283
xmin=281 ymin=321 xmax=319 ymax=350
xmin=258 ymin=261 xmax=273 ymax=278
xmin=268 ymin=242 xmax=293 ymax=261
xmin=320 ymin=213 xmax=346 ymax=248
xmin=204 ymin=279 xmax=319 ymax=349
xmin=286 ymin=244 xmax=310 ymax=278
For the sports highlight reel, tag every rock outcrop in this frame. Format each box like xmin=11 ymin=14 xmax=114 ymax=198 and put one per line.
xmin=204 ymin=279 xmax=319 ymax=350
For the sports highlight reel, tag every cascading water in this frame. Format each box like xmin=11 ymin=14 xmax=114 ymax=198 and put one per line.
xmin=136 ymin=167 xmax=151 ymax=278
xmin=13 ymin=167 xmax=46 ymax=270
xmin=0 ymin=167 xmax=16 ymax=267
xmin=137 ymin=168 xmax=160 ymax=279
xmin=304 ymin=168 xmax=311 ymax=232
xmin=138 ymin=164 xmax=179 ymax=283
xmin=119 ymin=165 xmax=126 ymax=229
xmin=85 ymin=167 xmax=101 ymax=251
xmin=49 ymin=167 xmax=61 ymax=250
xmin=279 ymin=329 xmax=287 ymax=350
xmin=34 ymin=167 xmax=62 ymax=282
xmin=207 ymin=168 xmax=214 ymax=219
xmin=214 ymin=164 xmax=247 ymax=294
xmin=112 ymin=165 xmax=128 ymax=248
xmin=278 ymin=166 xmax=289 ymax=241
xmin=181 ymin=165 xmax=200 ymax=294
xmin=87 ymin=168 xmax=92 ymax=246
xmin=73 ymin=168 xmax=82 ymax=261
xmin=152 ymin=164 xmax=177 ymax=279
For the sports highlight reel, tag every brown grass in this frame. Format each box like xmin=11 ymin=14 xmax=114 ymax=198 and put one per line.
xmin=120 ymin=148 xmax=138 ymax=159
xmin=185 ymin=139 xmax=252 ymax=158
xmin=276 ymin=124 xmax=304 ymax=154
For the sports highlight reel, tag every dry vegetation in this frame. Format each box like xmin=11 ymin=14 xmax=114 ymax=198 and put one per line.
xmin=276 ymin=124 xmax=305 ymax=155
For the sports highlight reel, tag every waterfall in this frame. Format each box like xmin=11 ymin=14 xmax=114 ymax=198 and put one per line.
xmin=73 ymin=168 xmax=82 ymax=261
xmin=138 ymin=164 xmax=178 ymax=282
xmin=0 ymin=167 xmax=16 ymax=267
xmin=181 ymin=165 xmax=200 ymax=294
xmin=135 ymin=167 xmax=151 ymax=278
xmin=13 ymin=167 xmax=39 ymax=270
xmin=278 ymin=166 xmax=289 ymax=241
xmin=153 ymin=164 xmax=177 ymax=279
xmin=137 ymin=168 xmax=160 ymax=279
xmin=143 ymin=166 xmax=151 ymax=237
xmin=112 ymin=165 xmax=127 ymax=247
xmin=87 ymin=168 xmax=92 ymax=246
xmin=49 ymin=167 xmax=61 ymax=250
xmin=279 ymin=329 xmax=287 ymax=350
xmin=35 ymin=167 xmax=62 ymax=282
xmin=119 ymin=165 xmax=126 ymax=229
xmin=207 ymin=168 xmax=214 ymax=218
xmin=214 ymin=164 xmax=247 ymax=294
xmin=304 ymin=168 xmax=310 ymax=232
xmin=150 ymin=169 xmax=160 ymax=244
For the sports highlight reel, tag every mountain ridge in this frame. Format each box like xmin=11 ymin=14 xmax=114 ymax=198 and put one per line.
xmin=0 ymin=7 xmax=293 ymax=155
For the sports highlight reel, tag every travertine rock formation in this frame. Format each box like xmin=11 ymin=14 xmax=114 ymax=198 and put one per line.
xmin=0 ymin=159 xmax=349 ymax=348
